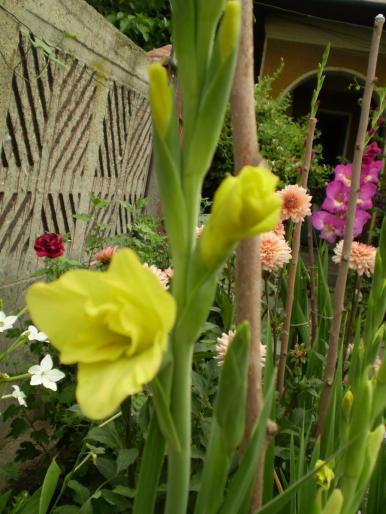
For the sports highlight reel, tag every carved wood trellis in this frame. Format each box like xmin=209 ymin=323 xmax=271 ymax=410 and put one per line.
xmin=0 ymin=0 xmax=153 ymax=309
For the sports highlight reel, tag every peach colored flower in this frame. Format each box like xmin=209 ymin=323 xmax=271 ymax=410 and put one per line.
xmin=163 ymin=267 xmax=174 ymax=279
xmin=332 ymin=240 xmax=377 ymax=277
xmin=215 ymin=330 xmax=266 ymax=367
xmin=91 ymin=246 xmax=118 ymax=265
xmin=374 ymin=356 xmax=382 ymax=372
xmin=143 ymin=263 xmax=170 ymax=289
xmin=273 ymin=221 xmax=285 ymax=236
xmin=195 ymin=225 xmax=205 ymax=239
xmin=278 ymin=185 xmax=312 ymax=223
xmin=260 ymin=232 xmax=292 ymax=272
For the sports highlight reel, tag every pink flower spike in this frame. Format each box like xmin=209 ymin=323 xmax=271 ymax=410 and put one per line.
xmin=322 ymin=180 xmax=349 ymax=214
xmin=361 ymin=160 xmax=382 ymax=184
xmin=278 ymin=185 xmax=312 ymax=223
xmin=356 ymin=183 xmax=377 ymax=210
xmin=312 ymin=211 xmax=345 ymax=244
xmin=353 ymin=209 xmax=371 ymax=238
xmin=334 ymin=163 xmax=352 ymax=187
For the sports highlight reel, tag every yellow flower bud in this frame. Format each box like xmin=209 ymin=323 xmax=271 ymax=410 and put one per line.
xmin=314 ymin=460 xmax=335 ymax=491
xmin=342 ymin=390 xmax=353 ymax=420
xmin=199 ymin=165 xmax=282 ymax=268
xmin=148 ymin=63 xmax=173 ymax=139
xmin=219 ymin=1 xmax=241 ymax=60
xmin=26 ymin=249 xmax=176 ymax=419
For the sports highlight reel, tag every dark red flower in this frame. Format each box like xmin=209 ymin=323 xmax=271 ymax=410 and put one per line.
xmin=34 ymin=232 xmax=64 ymax=258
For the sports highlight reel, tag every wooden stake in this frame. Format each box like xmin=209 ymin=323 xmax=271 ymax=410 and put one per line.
xmin=277 ymin=117 xmax=317 ymax=395
xmin=230 ymin=0 xmax=264 ymax=510
xmin=316 ymin=14 xmax=385 ymax=438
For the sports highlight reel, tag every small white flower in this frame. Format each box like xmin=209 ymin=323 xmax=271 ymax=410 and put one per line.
xmin=11 ymin=385 xmax=27 ymax=407
xmin=28 ymin=355 xmax=65 ymax=391
xmin=0 ymin=311 xmax=18 ymax=332
xmin=24 ymin=325 xmax=49 ymax=342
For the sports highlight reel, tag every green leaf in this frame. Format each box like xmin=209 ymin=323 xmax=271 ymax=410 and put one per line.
xmin=151 ymin=377 xmax=181 ymax=452
xmin=67 ymin=480 xmax=90 ymax=505
xmin=95 ymin=456 xmax=116 ymax=480
xmin=89 ymin=193 xmax=111 ymax=209
xmin=0 ymin=491 xmax=11 ymax=513
xmin=112 ymin=485 xmax=136 ymax=498
xmin=52 ymin=506 xmax=80 ymax=514
xmin=116 ymin=448 xmax=138 ymax=473
xmin=215 ymin=322 xmax=250 ymax=451
xmin=86 ymin=424 xmax=123 ymax=450
xmin=218 ymin=375 xmax=276 ymax=514
xmin=39 ymin=459 xmax=61 ymax=514
xmin=132 ymin=412 xmax=165 ymax=514
xmin=195 ymin=324 xmax=251 ymax=514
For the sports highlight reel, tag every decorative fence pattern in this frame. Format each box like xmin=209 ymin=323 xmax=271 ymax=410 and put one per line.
xmin=0 ymin=0 xmax=153 ymax=309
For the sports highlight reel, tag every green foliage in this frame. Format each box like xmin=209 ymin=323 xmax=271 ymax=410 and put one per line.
xmin=85 ymin=0 xmax=170 ymax=50
xmin=205 ymin=67 xmax=332 ymax=198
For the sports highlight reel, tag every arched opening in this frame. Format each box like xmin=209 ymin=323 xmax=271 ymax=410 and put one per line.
xmin=286 ymin=69 xmax=379 ymax=166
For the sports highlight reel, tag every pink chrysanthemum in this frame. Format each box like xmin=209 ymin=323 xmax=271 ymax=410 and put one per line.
xmin=91 ymin=246 xmax=118 ymax=265
xmin=143 ymin=263 xmax=170 ymax=289
xmin=332 ymin=240 xmax=377 ymax=277
xmin=260 ymin=232 xmax=292 ymax=272
xmin=278 ymin=185 xmax=312 ymax=223
xmin=215 ymin=330 xmax=266 ymax=367
xmin=195 ymin=225 xmax=205 ymax=239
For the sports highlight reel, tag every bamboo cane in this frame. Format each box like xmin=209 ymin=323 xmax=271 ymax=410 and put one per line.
xmin=277 ymin=117 xmax=317 ymax=395
xmin=316 ymin=14 xmax=385 ymax=439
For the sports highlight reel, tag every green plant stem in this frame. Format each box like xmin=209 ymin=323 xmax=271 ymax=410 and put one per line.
xmin=0 ymin=372 xmax=30 ymax=383
xmin=165 ymin=341 xmax=193 ymax=514
xmin=307 ymin=217 xmax=318 ymax=345
xmin=0 ymin=335 xmax=28 ymax=363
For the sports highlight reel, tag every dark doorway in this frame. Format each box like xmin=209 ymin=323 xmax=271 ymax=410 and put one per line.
xmin=317 ymin=110 xmax=351 ymax=165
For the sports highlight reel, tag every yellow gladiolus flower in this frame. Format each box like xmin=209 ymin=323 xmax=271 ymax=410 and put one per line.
xmin=314 ymin=460 xmax=335 ymax=490
xmin=199 ymin=165 xmax=282 ymax=268
xmin=26 ymin=249 xmax=176 ymax=419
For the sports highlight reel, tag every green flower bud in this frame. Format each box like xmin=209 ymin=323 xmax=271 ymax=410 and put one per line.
xmin=199 ymin=165 xmax=282 ymax=269
xmin=342 ymin=390 xmax=353 ymax=420
xmin=219 ymin=1 xmax=241 ymax=61
xmin=322 ymin=489 xmax=343 ymax=514
xmin=148 ymin=63 xmax=173 ymax=139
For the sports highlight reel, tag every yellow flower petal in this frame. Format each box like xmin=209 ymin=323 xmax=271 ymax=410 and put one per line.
xmin=77 ymin=339 xmax=164 ymax=419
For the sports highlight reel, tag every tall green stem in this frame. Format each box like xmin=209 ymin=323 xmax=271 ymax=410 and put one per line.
xmin=165 ymin=340 xmax=193 ymax=514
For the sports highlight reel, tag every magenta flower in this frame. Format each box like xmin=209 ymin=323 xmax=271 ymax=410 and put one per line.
xmin=312 ymin=211 xmax=345 ymax=244
xmin=334 ymin=163 xmax=352 ymax=187
xmin=352 ymin=209 xmax=371 ymax=238
xmin=322 ymin=180 xmax=349 ymax=214
xmin=361 ymin=160 xmax=382 ymax=184
xmin=356 ymin=183 xmax=377 ymax=210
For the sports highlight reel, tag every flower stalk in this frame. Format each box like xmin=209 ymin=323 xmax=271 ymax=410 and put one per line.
xmin=277 ymin=116 xmax=317 ymax=395
xmin=316 ymin=13 xmax=385 ymax=438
